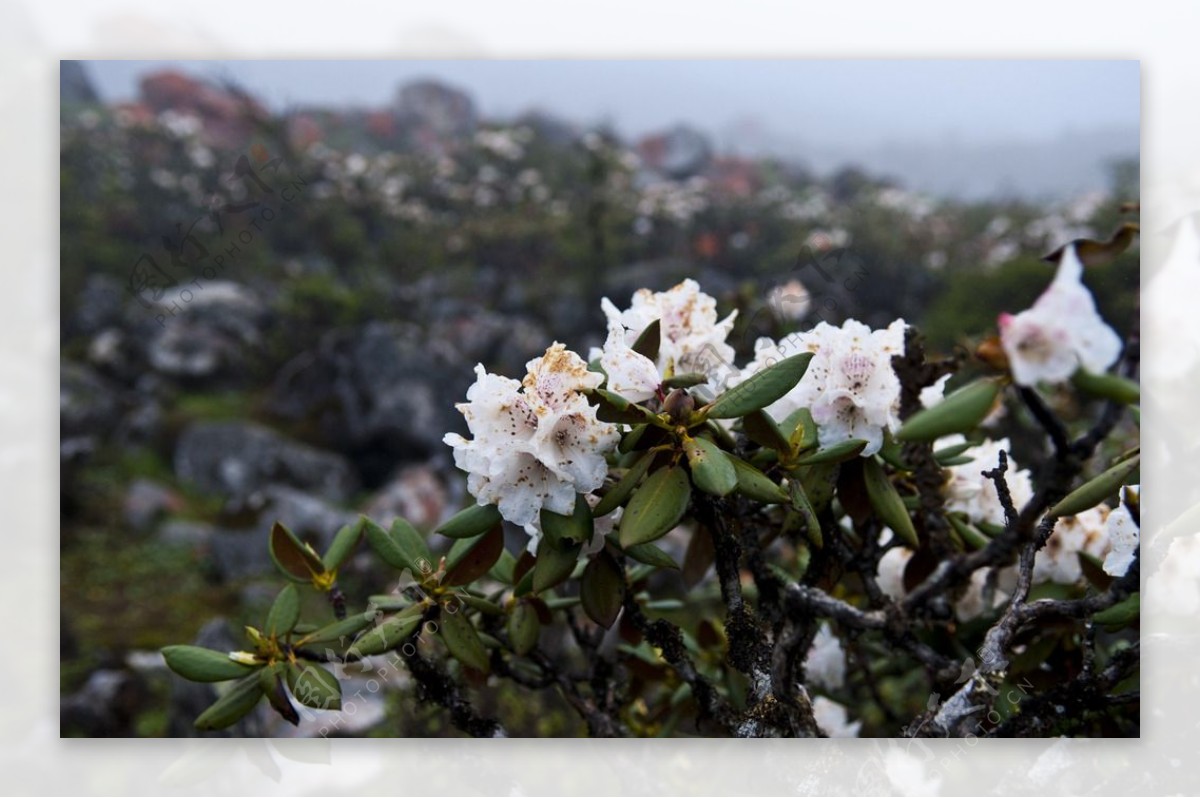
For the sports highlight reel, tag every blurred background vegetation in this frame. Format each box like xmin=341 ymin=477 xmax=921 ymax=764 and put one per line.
xmin=59 ymin=62 xmax=1138 ymax=737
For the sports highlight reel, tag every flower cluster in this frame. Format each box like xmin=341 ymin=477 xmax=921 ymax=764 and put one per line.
xmin=939 ymin=435 xmax=1034 ymax=528
xmin=597 ymin=279 xmax=738 ymax=401
xmin=999 ymin=244 xmax=1121 ymax=386
xmin=739 ymin=318 xmax=907 ymax=456
xmin=443 ymin=344 xmax=619 ymax=533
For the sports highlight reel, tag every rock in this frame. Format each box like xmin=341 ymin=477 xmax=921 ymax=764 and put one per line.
xmin=362 ymin=464 xmax=451 ymax=531
xmin=60 ymin=669 xmax=149 ymax=737
xmin=205 ymin=527 xmax=271 ymax=582
xmin=73 ymin=275 xmax=125 ymax=336
xmin=269 ymin=315 xmax=547 ymax=481
xmin=394 ymin=79 xmax=478 ymax=146
xmin=638 ymin=124 xmax=712 ymax=179
xmin=159 ymin=519 xmax=217 ymax=548
xmin=174 ymin=420 xmax=358 ymax=505
xmin=166 ymin=618 xmax=268 ymax=737
xmin=123 ymin=478 xmax=184 ymax=533
xmin=147 ymin=282 xmax=266 ymax=382
xmin=61 ymin=361 xmax=121 ymax=462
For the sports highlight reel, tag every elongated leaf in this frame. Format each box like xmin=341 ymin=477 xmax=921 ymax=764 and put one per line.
xmin=581 ymin=551 xmax=625 ymax=628
xmin=863 ymin=456 xmax=919 ymax=548
xmin=593 ymin=450 xmax=655 ymax=517
xmin=661 ymin=372 xmax=707 ymax=390
xmin=270 ymin=521 xmax=324 ymax=583
xmin=194 ymin=675 xmax=263 ymax=731
xmin=541 ymin=498 xmax=594 ymax=546
xmin=297 ymin=611 xmax=378 ymax=647
xmin=896 ymin=378 xmax=1003 ymax=442
xmin=729 ymin=457 xmax=789 ymax=504
xmin=260 ymin=664 xmax=300 ymax=726
xmin=162 ymin=645 xmax=259 ymax=683
xmin=932 ymin=441 xmax=973 ymax=462
xmin=684 ymin=436 xmax=738 ymax=497
xmin=350 ymin=606 xmax=424 ymax=657
xmin=363 ymin=518 xmax=433 ymax=576
xmin=439 ymin=606 xmax=490 ymax=673
xmin=781 ymin=407 xmax=818 ymax=452
xmin=795 ymin=438 xmax=868 ymax=465
xmin=623 ymin=540 xmax=680 ymax=569
xmin=703 ymin=353 xmax=813 ymax=419
xmin=743 ymin=409 xmax=792 ymax=454
xmin=435 ymin=504 xmax=502 ymax=540
xmin=787 ymin=477 xmax=823 ymax=549
xmin=323 ymin=521 xmax=362 ymax=573
xmin=508 ymin=601 xmax=540 ymax=656
xmin=443 ymin=525 xmax=505 ymax=586
xmin=592 ymin=388 xmax=657 ymax=425
xmin=1072 ymin=369 xmax=1140 ymax=405
xmin=533 ymin=535 xmax=581 ymax=594
xmin=286 ymin=662 xmax=342 ymax=710
xmin=681 ymin=524 xmax=715 ymax=588
xmin=631 ymin=318 xmax=661 ymax=361
xmin=459 ymin=593 xmax=504 ymax=616
xmin=618 ymin=465 xmax=692 ymax=547
xmin=1050 ymin=454 xmax=1141 ymax=518
xmin=265 ymin=584 xmax=300 ymax=640
xmin=945 ymin=513 xmax=990 ymax=551
xmin=1093 ymin=593 xmax=1140 ymax=627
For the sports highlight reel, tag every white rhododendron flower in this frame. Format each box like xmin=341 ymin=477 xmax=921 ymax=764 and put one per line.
xmin=940 ymin=435 xmax=1034 ymax=527
xmin=1033 ymin=506 xmax=1111 ymax=585
xmin=598 ymin=279 xmax=738 ymax=398
xmin=919 ymin=374 xmax=950 ymax=409
xmin=804 ymin=624 xmax=846 ymax=691
xmin=875 ymin=530 xmax=914 ymax=601
xmin=1102 ymin=485 xmax=1139 ymax=577
xmin=443 ymin=344 xmax=619 ymax=530
xmin=741 ymin=318 xmax=907 ymax=456
xmin=812 ymin=696 xmax=861 ymax=738
xmin=998 ymin=244 xmax=1121 ymax=386
xmin=954 ymin=567 xmax=1015 ymax=622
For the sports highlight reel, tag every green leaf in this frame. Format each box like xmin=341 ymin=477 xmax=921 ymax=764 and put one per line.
xmin=794 ymin=438 xmax=868 ymax=465
xmin=363 ymin=518 xmax=433 ymax=576
xmin=1050 ymin=454 xmax=1141 ymax=518
xmin=161 ymin=645 xmax=259 ymax=683
xmin=260 ymin=663 xmax=299 ymax=726
xmin=581 ymin=550 xmax=625 ymax=628
xmin=459 ymin=593 xmax=505 ymax=616
xmin=265 ymin=584 xmax=301 ymax=639
xmin=286 ymin=662 xmax=342 ymax=710
xmin=322 ymin=521 xmax=362 ymax=573
xmin=703 ymin=353 xmax=814 ymax=419
xmin=434 ymin=504 xmax=502 ymax=540
xmin=541 ymin=498 xmax=594 ymax=546
xmin=1093 ymin=593 xmax=1140 ymax=628
xmin=296 ymin=611 xmax=378 ymax=647
xmin=592 ymin=388 xmax=657 ymax=425
xmin=194 ymin=675 xmax=263 ymax=731
xmin=932 ymin=441 xmax=974 ymax=463
xmin=631 ymin=318 xmax=661 ymax=362
xmin=350 ymin=605 xmax=424 ymax=657
xmin=729 ymin=457 xmax=790 ymax=504
xmin=787 ymin=477 xmax=822 ymax=549
xmin=945 ymin=513 xmax=990 ymax=551
xmin=623 ymin=540 xmax=680 ymax=569
xmin=443 ymin=525 xmax=506 ymax=587
xmin=593 ymin=449 xmax=655 ymax=517
xmin=661 ymin=372 xmax=708 ymax=390
xmin=781 ymin=407 xmax=818 ymax=452
xmin=896 ymin=378 xmax=1003 ymax=442
xmin=863 ymin=456 xmax=919 ymax=548
xmin=743 ymin=409 xmax=792 ymax=454
xmin=1072 ymin=369 xmax=1140 ymax=405
xmin=618 ymin=465 xmax=692 ymax=548
xmin=507 ymin=601 xmax=540 ymax=656
xmin=439 ymin=606 xmax=491 ymax=673
xmin=681 ymin=524 xmax=715 ymax=589
xmin=533 ymin=534 xmax=582 ymax=594
xmin=684 ymin=436 xmax=738 ymax=497
xmin=269 ymin=521 xmax=324 ymax=583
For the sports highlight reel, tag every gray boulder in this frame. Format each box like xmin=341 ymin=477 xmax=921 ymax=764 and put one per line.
xmin=174 ymin=420 xmax=358 ymax=505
